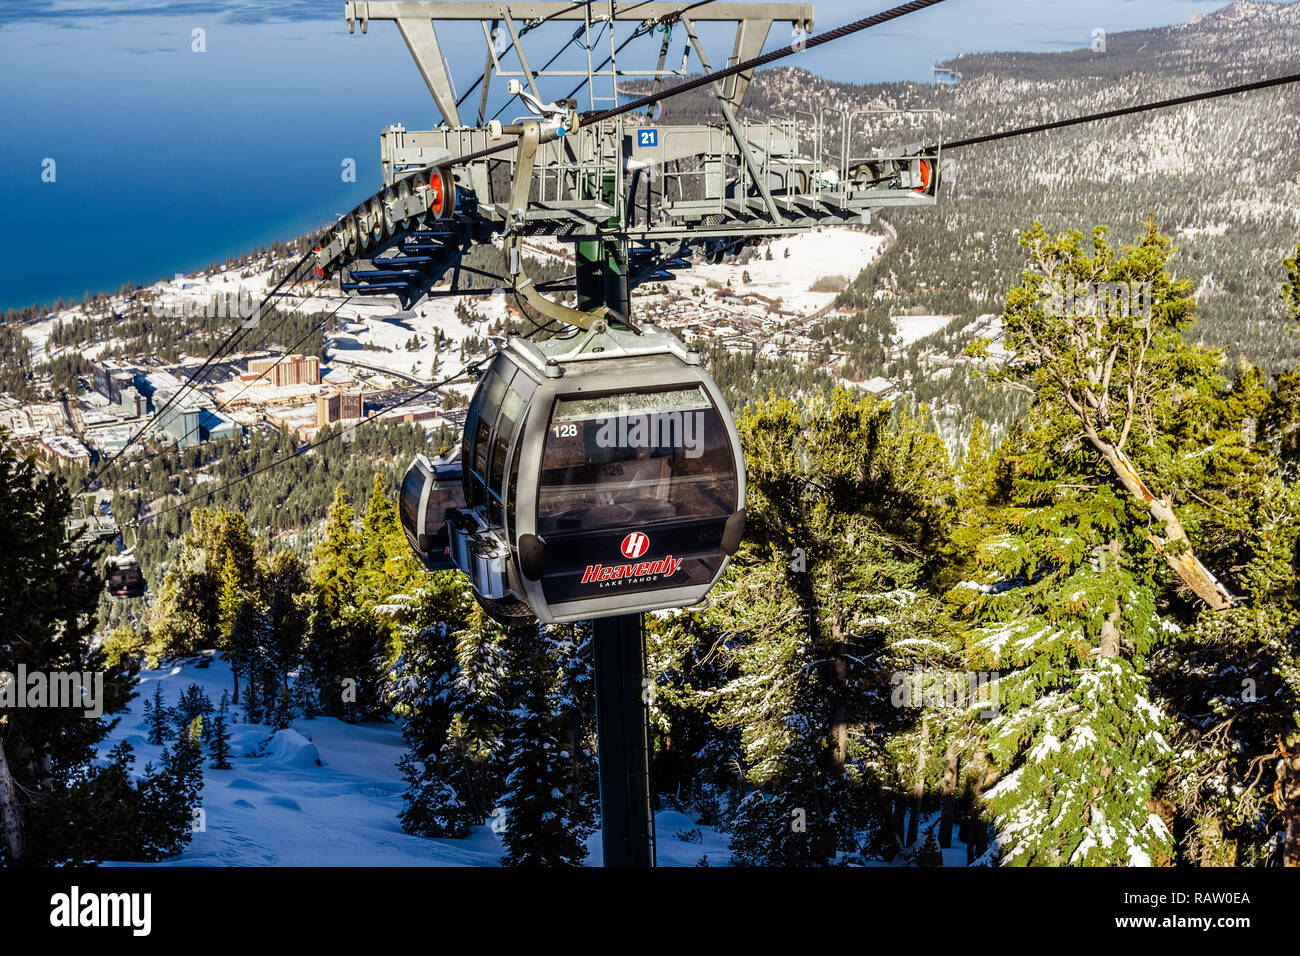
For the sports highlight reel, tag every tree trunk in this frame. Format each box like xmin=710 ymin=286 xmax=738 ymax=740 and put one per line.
xmin=829 ymin=608 xmax=849 ymax=779
xmin=0 ymin=729 xmax=26 ymax=863
xmin=1093 ymin=442 xmax=1235 ymax=610
xmin=1282 ymin=736 xmax=1300 ymax=867
xmin=1099 ymin=602 xmax=1122 ymax=659
xmin=970 ymin=769 xmax=997 ymax=863
xmin=972 ymin=816 xmax=988 ymax=862
xmin=907 ymin=714 xmax=928 ymax=847
xmin=893 ymin=791 xmax=907 ymax=844
xmin=939 ymin=742 xmax=959 ymax=849
xmin=812 ymin=599 xmax=850 ymax=865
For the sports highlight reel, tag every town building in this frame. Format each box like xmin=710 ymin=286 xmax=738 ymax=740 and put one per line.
xmin=198 ymin=409 xmax=240 ymax=443
xmin=315 ymin=388 xmax=364 ymax=426
xmin=118 ymin=386 xmax=148 ymax=418
xmin=860 ymin=376 xmax=898 ymax=399
xmin=375 ymin=403 xmax=443 ymax=426
xmin=153 ymin=393 xmax=201 ymax=448
xmin=248 ymin=354 xmax=321 ymax=388
xmin=40 ymin=435 xmax=92 ymax=466
xmin=92 ymin=360 xmax=136 ymax=406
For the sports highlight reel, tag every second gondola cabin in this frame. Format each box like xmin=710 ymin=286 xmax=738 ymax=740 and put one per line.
xmin=401 ymin=324 xmax=746 ymax=624
xmin=104 ymin=552 xmax=147 ymax=599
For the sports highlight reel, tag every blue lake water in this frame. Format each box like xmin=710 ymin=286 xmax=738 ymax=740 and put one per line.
xmin=0 ymin=0 xmax=1246 ymax=312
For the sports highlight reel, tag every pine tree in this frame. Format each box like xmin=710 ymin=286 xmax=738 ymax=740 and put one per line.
xmin=149 ymin=507 xmax=257 ymax=656
xmin=217 ymin=548 xmax=257 ymax=705
xmin=423 ymin=605 xmax=510 ymax=833
xmin=1145 ymin=252 xmax=1300 ymax=865
xmin=306 ymin=485 xmax=391 ymax=721
xmin=244 ymin=658 xmax=264 ymax=725
xmin=0 ymin=431 xmax=142 ymax=864
xmin=146 ymin=684 xmax=171 ymax=745
xmin=209 ymin=691 xmax=233 ymax=770
xmin=976 ymin=218 xmax=1235 ymax=610
xmin=498 ymin=624 xmax=595 ymax=867
xmin=173 ymin=683 xmax=213 ymax=739
xmin=137 ymin=717 xmax=205 ymax=861
xmin=948 ymin=221 xmax=1237 ymax=865
xmin=950 ymin=491 xmax=1174 ymax=865
xmin=41 ymin=742 xmax=144 ymax=864
xmin=313 ymin=485 xmax=361 ymax=618
xmin=546 ymin=620 xmax=599 ymax=839
xmin=389 ymin=578 xmax=477 ymax=838
xmin=357 ymin=472 xmax=419 ymax=608
xmin=262 ymin=549 xmax=309 ymax=712
xmin=707 ymin=388 xmax=955 ymax=865
xmin=916 ymin=824 xmax=943 ymax=866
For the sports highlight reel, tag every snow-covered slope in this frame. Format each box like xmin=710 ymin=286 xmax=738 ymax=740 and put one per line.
xmin=101 ymin=654 xmax=728 ymax=867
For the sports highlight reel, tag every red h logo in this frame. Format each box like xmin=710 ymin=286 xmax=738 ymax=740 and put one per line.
xmin=620 ymin=532 xmax=649 ymax=559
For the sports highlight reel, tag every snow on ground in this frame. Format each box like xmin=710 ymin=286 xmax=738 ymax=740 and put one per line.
xmin=892 ymin=314 xmax=956 ymax=346
xmin=19 ymin=316 xmax=112 ymax=364
xmin=674 ymin=228 xmax=885 ymax=317
xmin=102 ymin=654 xmax=731 ymax=867
xmin=21 ymin=316 xmax=60 ymax=360
xmin=861 ymin=810 xmax=974 ymax=868
xmin=324 ymin=290 xmax=508 ymax=383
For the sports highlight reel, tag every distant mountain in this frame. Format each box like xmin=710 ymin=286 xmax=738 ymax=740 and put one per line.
xmin=655 ymin=0 xmax=1300 ymax=373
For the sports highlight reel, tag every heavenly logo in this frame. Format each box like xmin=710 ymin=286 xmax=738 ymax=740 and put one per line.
xmin=621 ymin=532 xmax=650 ymax=559
xmin=582 ymin=554 xmax=682 ymax=585
xmin=594 ymin=410 xmax=705 ymax=458
xmin=1043 ymin=276 xmax=1153 ymax=326
xmin=0 ymin=665 xmax=104 ymax=718
xmin=50 ymin=886 xmax=151 ymax=937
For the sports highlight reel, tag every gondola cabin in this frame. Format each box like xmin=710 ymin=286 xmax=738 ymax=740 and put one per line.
xmin=400 ymin=324 xmax=746 ymax=624
xmin=104 ymin=553 xmax=147 ymax=599
xmin=66 ymin=501 xmax=147 ymax=599
xmin=399 ymin=450 xmax=467 ymax=573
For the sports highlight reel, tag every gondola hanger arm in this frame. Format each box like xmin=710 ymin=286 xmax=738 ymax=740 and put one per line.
xmin=502 ymin=118 xmax=608 ymax=332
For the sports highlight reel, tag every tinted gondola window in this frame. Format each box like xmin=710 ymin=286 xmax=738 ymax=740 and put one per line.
xmin=535 ymin=386 xmax=739 ymax=605
xmin=426 ymin=470 xmax=466 ymax=558
xmin=399 ymin=465 xmax=426 ymax=547
xmin=488 ymin=382 xmax=526 ymax=526
xmin=537 ymin=386 xmax=737 ymax=535
xmin=464 ymin=368 xmax=511 ymax=507
xmin=462 ymin=395 xmax=483 ymax=507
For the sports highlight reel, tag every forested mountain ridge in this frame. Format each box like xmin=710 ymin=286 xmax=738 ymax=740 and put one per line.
xmin=655 ymin=0 xmax=1300 ymax=375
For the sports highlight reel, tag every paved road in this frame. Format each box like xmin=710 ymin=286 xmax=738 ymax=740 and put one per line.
xmin=327 ymin=353 xmax=439 ymax=386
